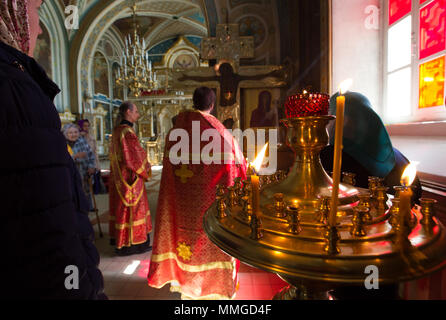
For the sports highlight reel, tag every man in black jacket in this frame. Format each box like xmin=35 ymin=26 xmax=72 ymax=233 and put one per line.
xmin=0 ymin=0 xmax=105 ymax=299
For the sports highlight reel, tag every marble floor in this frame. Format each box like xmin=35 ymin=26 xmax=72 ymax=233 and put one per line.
xmin=90 ymin=166 xmax=288 ymax=300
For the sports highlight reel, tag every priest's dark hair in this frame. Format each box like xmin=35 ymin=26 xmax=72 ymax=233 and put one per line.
xmin=193 ymin=87 xmax=216 ymax=111
xmin=115 ymin=101 xmax=134 ymax=127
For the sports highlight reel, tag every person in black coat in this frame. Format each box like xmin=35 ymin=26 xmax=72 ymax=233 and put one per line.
xmin=0 ymin=0 xmax=105 ymax=299
xmin=320 ymin=92 xmax=422 ymax=203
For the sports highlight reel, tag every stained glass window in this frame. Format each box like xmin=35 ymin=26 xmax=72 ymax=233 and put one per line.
xmin=419 ymin=55 xmax=445 ymax=108
xmin=389 ymin=0 xmax=412 ymax=25
xmin=419 ymin=0 xmax=446 ymax=59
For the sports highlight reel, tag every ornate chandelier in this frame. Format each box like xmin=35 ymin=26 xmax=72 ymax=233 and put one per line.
xmin=115 ymin=2 xmax=159 ymax=97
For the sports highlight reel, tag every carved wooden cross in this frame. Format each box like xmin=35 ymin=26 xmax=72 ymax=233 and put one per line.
xmin=201 ymin=24 xmax=254 ymax=67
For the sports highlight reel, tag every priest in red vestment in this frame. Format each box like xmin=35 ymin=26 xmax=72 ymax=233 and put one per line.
xmin=109 ymin=102 xmax=152 ymax=256
xmin=147 ymin=87 xmax=247 ymax=299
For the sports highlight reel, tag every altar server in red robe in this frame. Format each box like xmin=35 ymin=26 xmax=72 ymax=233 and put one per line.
xmin=147 ymin=87 xmax=247 ymax=299
xmin=109 ymin=101 xmax=152 ymax=256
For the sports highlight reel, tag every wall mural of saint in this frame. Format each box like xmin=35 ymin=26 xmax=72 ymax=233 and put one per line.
xmin=93 ymin=52 xmax=110 ymax=97
xmin=244 ymin=88 xmax=280 ymax=129
xmin=34 ymin=22 xmax=52 ymax=78
xmin=112 ymin=63 xmax=123 ymax=101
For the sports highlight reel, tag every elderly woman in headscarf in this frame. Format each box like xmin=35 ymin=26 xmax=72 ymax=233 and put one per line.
xmin=62 ymin=123 xmax=96 ymax=210
xmin=320 ymin=91 xmax=422 ymax=203
xmin=0 ymin=0 xmax=105 ymax=299
xmin=78 ymin=119 xmax=101 ymax=170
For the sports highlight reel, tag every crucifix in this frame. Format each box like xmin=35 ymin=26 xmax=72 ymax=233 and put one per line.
xmin=201 ymin=24 xmax=255 ymax=70
xmin=177 ymin=24 xmax=286 ymax=129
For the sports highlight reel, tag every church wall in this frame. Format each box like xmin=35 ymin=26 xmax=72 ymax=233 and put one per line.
xmin=390 ymin=136 xmax=446 ymax=177
xmin=387 ymin=121 xmax=446 ymax=184
xmin=331 ymin=0 xmax=383 ymax=113
xmin=277 ymin=0 xmax=328 ymax=95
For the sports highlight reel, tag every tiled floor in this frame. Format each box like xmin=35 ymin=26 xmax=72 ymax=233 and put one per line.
xmin=91 ymin=166 xmax=288 ymax=300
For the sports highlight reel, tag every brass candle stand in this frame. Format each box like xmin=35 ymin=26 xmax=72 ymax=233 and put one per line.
xmin=261 ymin=116 xmax=360 ymax=209
xmin=204 ymin=115 xmax=446 ymax=299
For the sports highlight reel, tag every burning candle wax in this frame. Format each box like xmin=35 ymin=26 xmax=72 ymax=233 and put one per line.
xmin=250 ymin=143 xmax=268 ymax=216
xmin=329 ymin=79 xmax=352 ymax=226
xmin=399 ymin=163 xmax=417 ymax=227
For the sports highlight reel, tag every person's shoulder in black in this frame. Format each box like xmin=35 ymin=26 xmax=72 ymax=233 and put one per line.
xmin=0 ymin=41 xmax=106 ymax=299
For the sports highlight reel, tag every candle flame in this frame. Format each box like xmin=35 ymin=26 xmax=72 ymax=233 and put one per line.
xmin=339 ymin=78 xmax=353 ymax=95
xmin=252 ymin=143 xmax=268 ymax=172
xmin=303 ymin=90 xmax=308 ymax=95
xmin=401 ymin=162 xmax=418 ymax=186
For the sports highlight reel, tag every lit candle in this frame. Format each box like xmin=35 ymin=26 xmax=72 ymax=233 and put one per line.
xmin=250 ymin=143 xmax=268 ymax=217
xmin=329 ymin=79 xmax=353 ymax=226
xmin=399 ymin=162 xmax=417 ymax=227
xmin=291 ymin=200 xmax=298 ymax=209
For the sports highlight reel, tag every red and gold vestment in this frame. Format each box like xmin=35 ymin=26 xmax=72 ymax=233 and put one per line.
xmin=109 ymin=124 xmax=152 ymax=250
xmin=147 ymin=110 xmax=246 ymax=299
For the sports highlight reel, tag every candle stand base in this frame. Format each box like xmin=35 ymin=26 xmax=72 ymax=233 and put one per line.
xmin=204 ymin=115 xmax=446 ymax=300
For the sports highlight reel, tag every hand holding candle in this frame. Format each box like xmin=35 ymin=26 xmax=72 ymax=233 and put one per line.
xmin=329 ymin=79 xmax=353 ymax=226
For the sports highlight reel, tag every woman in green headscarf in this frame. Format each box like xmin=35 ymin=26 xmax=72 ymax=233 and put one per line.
xmin=320 ymin=91 xmax=422 ymax=202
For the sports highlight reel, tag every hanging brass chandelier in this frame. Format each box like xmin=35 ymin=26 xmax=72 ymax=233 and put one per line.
xmin=115 ymin=2 xmax=159 ymax=97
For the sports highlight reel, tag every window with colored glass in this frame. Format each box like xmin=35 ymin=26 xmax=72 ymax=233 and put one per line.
xmin=385 ymin=0 xmax=446 ymax=123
